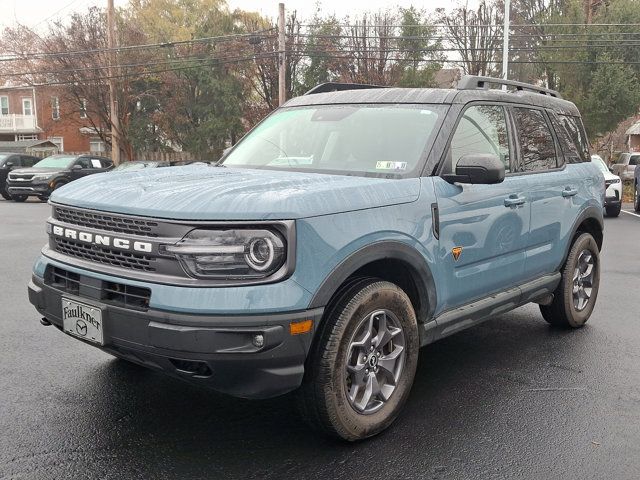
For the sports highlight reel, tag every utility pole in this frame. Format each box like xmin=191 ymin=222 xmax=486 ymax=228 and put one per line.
xmin=501 ymin=0 xmax=510 ymax=84
xmin=107 ymin=0 xmax=121 ymax=165
xmin=278 ymin=2 xmax=286 ymax=106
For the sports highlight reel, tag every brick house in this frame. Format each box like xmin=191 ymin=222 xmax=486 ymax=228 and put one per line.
xmin=0 ymin=83 xmax=107 ymax=154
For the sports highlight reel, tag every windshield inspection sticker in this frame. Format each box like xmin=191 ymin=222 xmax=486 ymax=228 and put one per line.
xmin=376 ymin=161 xmax=407 ymax=171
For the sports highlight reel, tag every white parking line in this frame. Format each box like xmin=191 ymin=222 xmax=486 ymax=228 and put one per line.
xmin=622 ymin=210 xmax=640 ymax=218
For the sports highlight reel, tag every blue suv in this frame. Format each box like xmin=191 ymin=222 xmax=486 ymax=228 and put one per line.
xmin=28 ymin=76 xmax=604 ymax=441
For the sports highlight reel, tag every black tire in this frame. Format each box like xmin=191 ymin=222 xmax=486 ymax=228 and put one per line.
xmin=1 ymin=190 xmax=11 ymax=200
xmin=605 ymin=203 xmax=621 ymax=217
xmin=37 ymin=196 xmax=49 ymax=202
xmin=11 ymin=195 xmax=27 ymax=202
xmin=540 ymin=232 xmax=600 ymax=328
xmin=634 ymin=184 xmax=640 ymax=213
xmin=297 ymin=278 xmax=419 ymax=441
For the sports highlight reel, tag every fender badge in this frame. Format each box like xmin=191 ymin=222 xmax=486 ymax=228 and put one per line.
xmin=452 ymin=246 xmax=463 ymax=261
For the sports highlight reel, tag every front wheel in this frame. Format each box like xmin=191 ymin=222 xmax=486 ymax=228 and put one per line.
xmin=540 ymin=232 xmax=600 ymax=328
xmin=1 ymin=190 xmax=11 ymax=200
xmin=297 ymin=279 xmax=419 ymax=441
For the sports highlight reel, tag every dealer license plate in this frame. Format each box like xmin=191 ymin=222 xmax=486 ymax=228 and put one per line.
xmin=62 ymin=298 xmax=104 ymax=345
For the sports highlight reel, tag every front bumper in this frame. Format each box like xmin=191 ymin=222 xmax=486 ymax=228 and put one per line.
xmin=605 ymin=184 xmax=622 ymax=206
xmin=7 ymin=181 xmax=52 ymax=197
xmin=28 ymin=274 xmax=323 ymax=399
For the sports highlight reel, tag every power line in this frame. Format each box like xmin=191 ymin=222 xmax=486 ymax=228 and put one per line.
xmin=0 ymin=30 xmax=276 ymax=63
xmin=0 ymin=52 xmax=278 ymax=88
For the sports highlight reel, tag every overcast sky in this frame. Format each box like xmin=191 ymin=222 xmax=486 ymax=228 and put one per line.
xmin=1 ymin=0 xmax=469 ymax=30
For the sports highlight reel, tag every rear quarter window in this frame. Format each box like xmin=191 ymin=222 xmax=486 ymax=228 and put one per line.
xmin=552 ymin=114 xmax=590 ymax=163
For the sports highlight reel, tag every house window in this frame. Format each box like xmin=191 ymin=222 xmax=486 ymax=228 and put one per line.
xmin=89 ymin=138 xmax=106 ymax=153
xmin=51 ymin=97 xmax=60 ymax=120
xmin=48 ymin=136 xmax=64 ymax=152
xmin=22 ymin=98 xmax=33 ymax=116
xmin=17 ymin=134 xmax=38 ymax=141
xmin=80 ymin=98 xmax=87 ymax=119
xmin=0 ymin=96 xmax=8 ymax=115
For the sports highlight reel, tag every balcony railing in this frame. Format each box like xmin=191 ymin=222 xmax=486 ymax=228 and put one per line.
xmin=0 ymin=114 xmax=38 ymax=132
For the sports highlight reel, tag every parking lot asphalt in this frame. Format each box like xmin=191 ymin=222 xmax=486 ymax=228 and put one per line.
xmin=1 ymin=199 xmax=639 ymax=480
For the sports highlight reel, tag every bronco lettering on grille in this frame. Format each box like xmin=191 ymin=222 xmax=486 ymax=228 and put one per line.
xmin=51 ymin=225 xmax=153 ymax=253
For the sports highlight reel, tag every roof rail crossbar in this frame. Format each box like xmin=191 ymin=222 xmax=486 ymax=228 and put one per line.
xmin=456 ymin=75 xmax=562 ymax=99
xmin=304 ymin=82 xmax=388 ymax=95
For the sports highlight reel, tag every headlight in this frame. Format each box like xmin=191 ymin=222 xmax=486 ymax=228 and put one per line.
xmin=31 ymin=174 xmax=54 ymax=181
xmin=162 ymin=228 xmax=287 ymax=279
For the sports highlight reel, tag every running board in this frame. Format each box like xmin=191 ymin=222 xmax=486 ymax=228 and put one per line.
xmin=420 ymin=273 xmax=561 ymax=346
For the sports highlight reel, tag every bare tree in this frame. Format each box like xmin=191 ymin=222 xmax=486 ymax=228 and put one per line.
xmin=437 ymin=1 xmax=503 ymax=76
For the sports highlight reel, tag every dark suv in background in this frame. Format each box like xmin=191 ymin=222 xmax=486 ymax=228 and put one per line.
xmin=7 ymin=154 xmax=112 ymax=202
xmin=0 ymin=152 xmax=39 ymax=200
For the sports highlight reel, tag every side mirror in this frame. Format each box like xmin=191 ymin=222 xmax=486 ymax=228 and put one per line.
xmin=608 ymin=167 xmax=614 ymax=173
xmin=72 ymin=164 xmax=83 ymax=170
xmin=5 ymin=161 xmax=14 ymax=168
xmin=443 ymin=154 xmax=505 ymax=185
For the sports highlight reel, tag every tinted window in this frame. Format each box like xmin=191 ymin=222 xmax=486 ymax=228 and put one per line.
xmin=630 ymin=155 xmax=640 ymax=166
xmin=76 ymin=158 xmax=94 ymax=169
xmin=513 ymin=108 xmax=558 ymax=172
xmin=21 ymin=156 xmax=38 ymax=167
xmin=616 ymin=153 xmax=629 ymax=165
xmin=449 ymin=105 xmax=511 ymax=173
xmin=556 ymin=114 xmax=589 ymax=162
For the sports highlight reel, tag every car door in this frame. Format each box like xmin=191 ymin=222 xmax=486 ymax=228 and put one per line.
xmin=69 ymin=157 xmax=95 ymax=180
xmin=512 ymin=107 xmax=582 ymax=279
xmin=433 ymin=104 xmax=530 ymax=311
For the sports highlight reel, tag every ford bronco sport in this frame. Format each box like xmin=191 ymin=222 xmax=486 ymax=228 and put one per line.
xmin=28 ymin=76 xmax=604 ymax=441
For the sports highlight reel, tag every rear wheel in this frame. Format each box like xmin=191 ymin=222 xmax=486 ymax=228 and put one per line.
xmin=11 ymin=195 xmax=27 ymax=202
xmin=540 ymin=232 xmax=600 ymax=328
xmin=297 ymin=279 xmax=419 ymax=441
xmin=605 ymin=204 xmax=621 ymax=217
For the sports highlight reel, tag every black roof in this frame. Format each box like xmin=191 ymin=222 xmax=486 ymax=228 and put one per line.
xmin=286 ymin=76 xmax=580 ymax=116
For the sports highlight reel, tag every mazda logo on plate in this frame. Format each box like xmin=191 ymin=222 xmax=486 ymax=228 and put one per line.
xmin=75 ymin=319 xmax=88 ymax=337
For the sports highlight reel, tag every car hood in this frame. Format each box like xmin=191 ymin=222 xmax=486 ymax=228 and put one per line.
xmin=11 ymin=167 xmax=67 ymax=175
xmin=50 ymin=165 xmax=421 ymax=220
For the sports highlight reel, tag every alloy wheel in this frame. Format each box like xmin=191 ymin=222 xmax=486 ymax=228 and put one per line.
xmin=345 ymin=309 xmax=406 ymax=414
xmin=572 ymin=249 xmax=595 ymax=311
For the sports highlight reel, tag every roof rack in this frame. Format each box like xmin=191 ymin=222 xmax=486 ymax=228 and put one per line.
xmin=456 ymin=75 xmax=562 ymax=99
xmin=304 ymin=82 xmax=388 ymax=95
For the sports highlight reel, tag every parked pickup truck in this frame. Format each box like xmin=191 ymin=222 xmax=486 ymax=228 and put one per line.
xmin=28 ymin=76 xmax=604 ymax=441
xmin=611 ymin=152 xmax=640 ymax=183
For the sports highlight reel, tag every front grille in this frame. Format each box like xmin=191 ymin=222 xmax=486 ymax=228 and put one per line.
xmin=54 ymin=238 xmax=156 ymax=272
xmin=46 ymin=266 xmax=151 ymax=311
xmin=54 ymin=206 xmax=159 ymax=237
xmin=49 ymin=266 xmax=80 ymax=295
xmin=8 ymin=173 xmax=34 ymax=181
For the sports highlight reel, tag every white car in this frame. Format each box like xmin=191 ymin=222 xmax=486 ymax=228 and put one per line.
xmin=592 ymin=154 xmax=622 ymax=217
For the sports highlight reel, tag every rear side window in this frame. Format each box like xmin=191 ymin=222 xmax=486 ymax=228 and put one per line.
xmin=448 ymin=105 xmax=511 ymax=173
xmin=550 ymin=114 xmax=584 ymax=163
xmin=555 ymin=114 xmax=590 ymax=163
xmin=630 ymin=155 xmax=640 ymax=166
xmin=512 ymin=107 xmax=558 ymax=172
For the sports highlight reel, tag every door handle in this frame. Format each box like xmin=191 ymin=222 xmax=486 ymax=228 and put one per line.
xmin=504 ymin=195 xmax=526 ymax=207
xmin=562 ymin=187 xmax=578 ymax=197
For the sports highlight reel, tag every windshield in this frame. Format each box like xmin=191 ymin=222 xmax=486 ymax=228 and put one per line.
xmin=591 ymin=155 xmax=609 ymax=173
xmin=114 ymin=161 xmax=160 ymax=171
xmin=33 ymin=155 xmax=77 ymax=169
xmin=0 ymin=154 xmax=9 ymax=166
xmin=222 ymin=104 xmax=444 ymax=176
